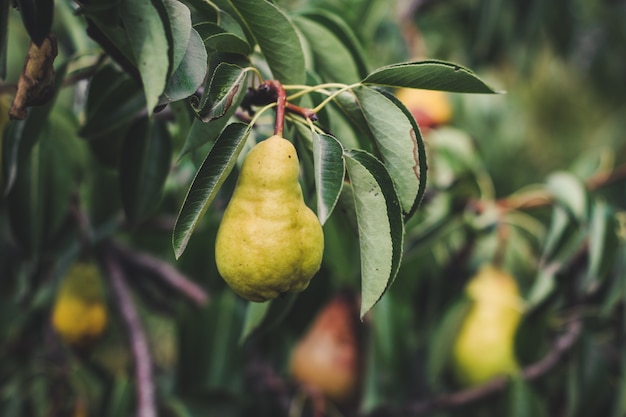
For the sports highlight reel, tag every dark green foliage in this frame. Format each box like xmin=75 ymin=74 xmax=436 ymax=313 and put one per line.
xmin=0 ymin=0 xmax=624 ymax=416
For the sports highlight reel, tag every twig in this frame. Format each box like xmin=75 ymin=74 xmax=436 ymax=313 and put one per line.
xmin=108 ymin=241 xmax=209 ymax=307
xmin=61 ymin=53 xmax=107 ymax=88
xmin=586 ymin=164 xmax=626 ymax=191
xmin=101 ymin=246 xmax=157 ymax=417
xmin=0 ymin=83 xmax=17 ymax=95
xmin=367 ymin=319 xmax=582 ymax=416
xmin=522 ymin=320 xmax=582 ymax=380
xmin=68 ymin=193 xmax=93 ymax=249
xmin=246 ymin=352 xmax=292 ymax=412
xmin=496 ymin=162 xmax=626 ymax=213
xmin=286 ymin=102 xmax=318 ymax=121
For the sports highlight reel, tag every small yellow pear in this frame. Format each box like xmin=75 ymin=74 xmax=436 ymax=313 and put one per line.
xmin=451 ymin=265 xmax=524 ymax=386
xmin=51 ymin=262 xmax=108 ymax=346
xmin=290 ymin=292 xmax=361 ymax=405
xmin=215 ymin=135 xmax=324 ymax=302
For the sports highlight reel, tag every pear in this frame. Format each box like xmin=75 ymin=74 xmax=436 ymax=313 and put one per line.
xmin=451 ymin=265 xmax=524 ymax=386
xmin=290 ymin=291 xmax=361 ymax=405
xmin=215 ymin=135 xmax=324 ymax=302
xmin=51 ymin=262 xmax=108 ymax=346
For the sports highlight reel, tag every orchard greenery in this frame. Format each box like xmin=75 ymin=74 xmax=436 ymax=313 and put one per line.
xmin=1 ymin=1 xmax=625 ymax=417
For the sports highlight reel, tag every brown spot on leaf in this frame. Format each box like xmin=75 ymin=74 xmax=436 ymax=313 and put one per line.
xmin=410 ymin=128 xmax=420 ymax=181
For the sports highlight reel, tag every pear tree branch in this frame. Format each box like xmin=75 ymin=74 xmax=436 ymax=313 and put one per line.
xmin=107 ymin=241 xmax=209 ymax=307
xmin=101 ymin=244 xmax=156 ymax=417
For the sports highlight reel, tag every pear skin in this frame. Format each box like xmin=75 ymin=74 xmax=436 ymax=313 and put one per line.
xmin=215 ymin=135 xmax=324 ymax=302
xmin=452 ymin=265 xmax=524 ymax=386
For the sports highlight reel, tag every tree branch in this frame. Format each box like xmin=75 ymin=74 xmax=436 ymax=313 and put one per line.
xmin=108 ymin=241 xmax=209 ymax=307
xmin=367 ymin=319 xmax=582 ymax=417
xmin=496 ymin=162 xmax=626 ymax=212
xmin=101 ymin=246 xmax=157 ymax=417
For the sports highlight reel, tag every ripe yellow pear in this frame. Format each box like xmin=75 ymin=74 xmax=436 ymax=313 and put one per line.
xmin=290 ymin=292 xmax=361 ymax=405
xmin=451 ymin=265 xmax=524 ymax=386
xmin=215 ymin=135 xmax=324 ymax=302
xmin=51 ymin=262 xmax=107 ymax=346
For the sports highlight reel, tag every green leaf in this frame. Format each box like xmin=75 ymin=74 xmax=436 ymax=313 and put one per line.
xmin=7 ymin=110 xmax=85 ymax=254
xmin=293 ymin=16 xmax=361 ymax=84
xmin=567 ymin=336 xmax=612 ymax=417
xmin=542 ymin=204 xmax=572 ymax=262
xmin=183 ymin=0 xmax=219 ymax=22
xmin=540 ymin=203 xmax=586 ymax=266
xmin=546 ymin=171 xmax=588 ymax=223
xmin=162 ymin=398 xmax=194 ymax=417
xmin=82 ymin=4 xmax=137 ymax=73
xmin=194 ymin=21 xmax=251 ymax=55
xmin=161 ymin=28 xmax=208 ymax=103
xmin=179 ymin=118 xmax=224 ymax=159
xmin=0 ymin=0 xmax=9 ymax=79
xmin=120 ymin=117 xmax=173 ymax=224
xmin=15 ymin=0 xmax=53 ymax=45
xmin=160 ymin=0 xmax=192 ymax=77
xmin=179 ymin=64 xmax=248 ymax=157
xmin=426 ymin=127 xmax=484 ymax=185
xmin=300 ymin=10 xmax=369 ymax=79
xmin=344 ymin=149 xmax=404 ymax=318
xmin=173 ymin=122 xmax=251 ymax=258
xmin=332 ymin=89 xmax=376 ymax=149
xmin=506 ymin=375 xmax=548 ymax=417
xmin=2 ymin=63 xmax=67 ymax=194
xmin=176 ymin=291 xmax=244 ymax=393
xmin=193 ymin=62 xmax=249 ymax=122
xmin=378 ymin=89 xmax=428 ymax=216
xmin=228 ymin=0 xmax=305 ymax=85
xmin=311 ymin=131 xmax=345 ymax=225
xmin=239 ymin=293 xmax=297 ymax=344
xmin=526 ymin=267 xmax=556 ymax=310
xmin=353 ymin=86 xmax=422 ymax=215
xmin=362 ymin=60 xmax=500 ymax=93
xmin=120 ymin=0 xmax=170 ymax=112
xmin=426 ymin=298 xmax=471 ymax=385
xmin=81 ymin=64 xmax=145 ymax=140
xmin=585 ymin=200 xmax=619 ymax=291
xmin=104 ymin=377 xmax=133 ymax=417
xmin=239 ymin=301 xmax=271 ymax=344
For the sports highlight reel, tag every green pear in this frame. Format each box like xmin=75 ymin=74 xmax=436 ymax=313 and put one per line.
xmin=452 ymin=265 xmax=524 ymax=386
xmin=215 ymin=135 xmax=324 ymax=302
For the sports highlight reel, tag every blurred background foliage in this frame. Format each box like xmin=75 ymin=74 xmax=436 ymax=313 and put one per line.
xmin=1 ymin=0 xmax=626 ymax=417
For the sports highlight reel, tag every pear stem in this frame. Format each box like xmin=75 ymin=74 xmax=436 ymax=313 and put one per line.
xmin=263 ymin=80 xmax=287 ymax=136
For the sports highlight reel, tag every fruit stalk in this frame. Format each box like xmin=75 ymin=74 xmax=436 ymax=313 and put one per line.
xmin=262 ymin=80 xmax=287 ymax=136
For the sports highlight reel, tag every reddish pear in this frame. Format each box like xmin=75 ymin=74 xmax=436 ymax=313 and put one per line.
xmin=290 ymin=291 xmax=362 ymax=405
